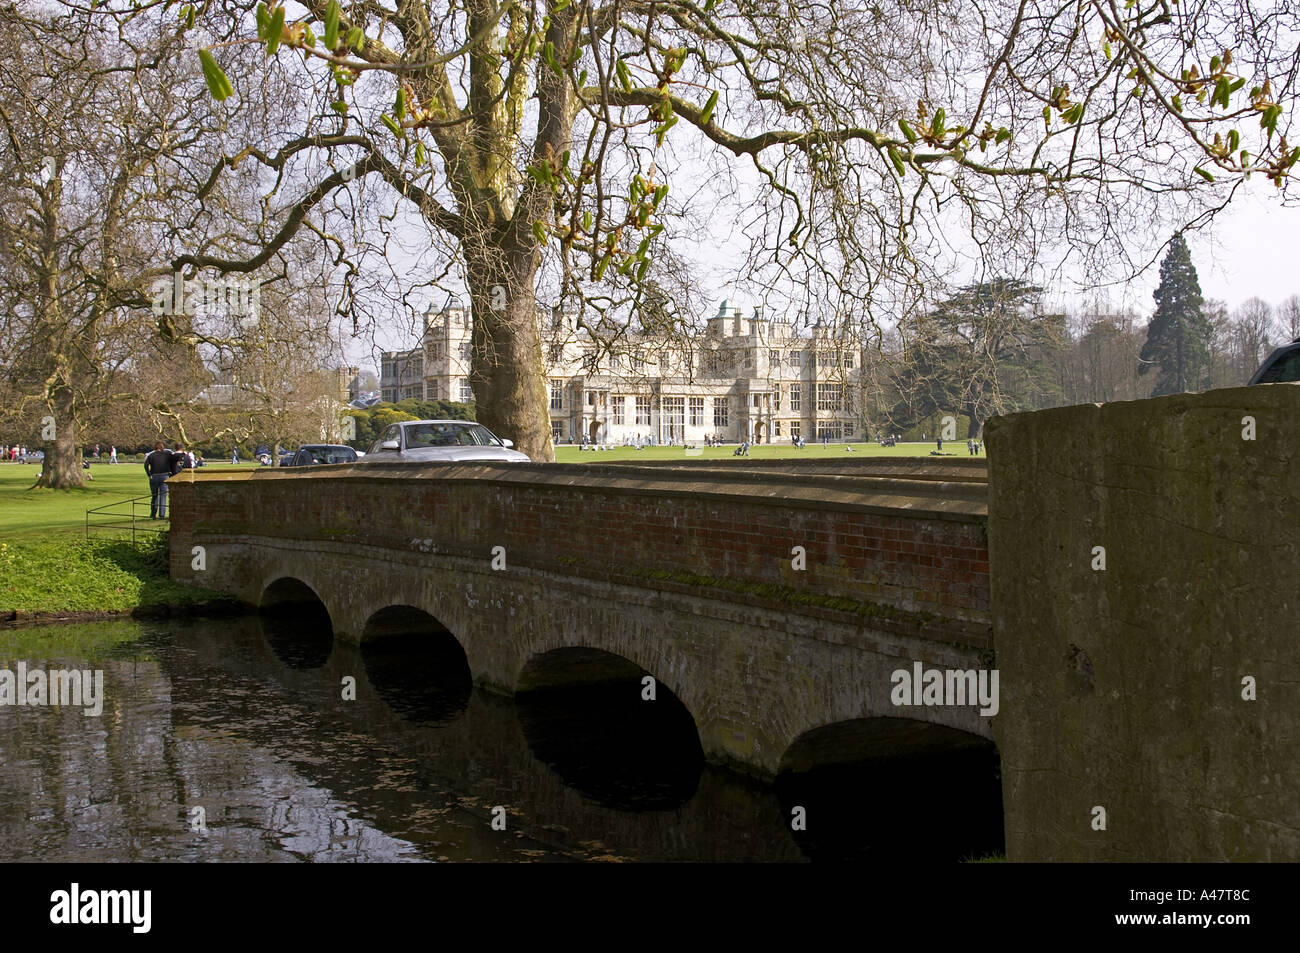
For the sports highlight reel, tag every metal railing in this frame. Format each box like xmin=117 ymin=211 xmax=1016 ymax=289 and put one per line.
xmin=85 ymin=496 xmax=169 ymax=544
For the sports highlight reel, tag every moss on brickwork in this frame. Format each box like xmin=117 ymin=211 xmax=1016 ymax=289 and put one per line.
xmin=628 ymin=565 xmax=936 ymax=626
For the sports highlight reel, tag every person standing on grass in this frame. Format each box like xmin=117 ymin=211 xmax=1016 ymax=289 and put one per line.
xmin=109 ymin=446 xmax=118 ymax=464
xmin=144 ymin=442 xmax=175 ymax=519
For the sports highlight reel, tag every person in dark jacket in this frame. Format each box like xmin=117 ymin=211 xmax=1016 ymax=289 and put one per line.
xmin=144 ymin=442 xmax=174 ymax=518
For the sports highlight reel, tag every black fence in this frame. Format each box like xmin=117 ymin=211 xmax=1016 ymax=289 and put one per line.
xmin=85 ymin=496 xmax=169 ymax=544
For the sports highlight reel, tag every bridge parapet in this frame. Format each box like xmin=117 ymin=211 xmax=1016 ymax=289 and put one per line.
xmin=170 ymin=458 xmax=989 ymax=645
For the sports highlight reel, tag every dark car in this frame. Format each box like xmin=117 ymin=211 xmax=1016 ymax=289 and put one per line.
xmin=1247 ymin=338 xmax=1300 ymax=385
xmin=280 ymin=444 xmax=359 ymax=467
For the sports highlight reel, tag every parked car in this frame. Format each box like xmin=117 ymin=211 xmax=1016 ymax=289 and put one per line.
xmin=360 ymin=420 xmax=530 ymax=463
xmin=1247 ymin=338 xmax=1300 ymax=385
xmin=280 ymin=444 xmax=360 ymax=467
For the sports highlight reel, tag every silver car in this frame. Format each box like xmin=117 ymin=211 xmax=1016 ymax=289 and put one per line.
xmin=361 ymin=419 xmax=531 ymax=463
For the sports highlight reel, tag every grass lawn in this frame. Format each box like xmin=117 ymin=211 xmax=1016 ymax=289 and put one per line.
xmin=551 ymin=441 xmax=981 ymax=464
xmin=0 ymin=462 xmax=242 ymax=616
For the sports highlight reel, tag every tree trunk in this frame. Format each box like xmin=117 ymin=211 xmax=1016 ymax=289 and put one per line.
xmin=965 ymin=404 xmax=982 ymax=440
xmin=465 ymin=242 xmax=555 ymax=462
xmin=32 ymin=387 xmax=84 ymax=489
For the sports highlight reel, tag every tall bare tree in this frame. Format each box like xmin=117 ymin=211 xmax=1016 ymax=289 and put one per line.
xmin=70 ymin=0 xmax=1300 ymax=462
xmin=1277 ymin=293 xmax=1300 ymax=342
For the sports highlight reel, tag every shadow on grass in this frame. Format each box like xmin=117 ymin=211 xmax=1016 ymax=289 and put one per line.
xmin=81 ymin=532 xmax=244 ymax=616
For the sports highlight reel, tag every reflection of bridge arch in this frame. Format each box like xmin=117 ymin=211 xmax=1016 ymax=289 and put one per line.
xmin=775 ymin=716 xmax=1004 ymax=861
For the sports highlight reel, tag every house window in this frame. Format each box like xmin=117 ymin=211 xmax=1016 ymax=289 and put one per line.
xmin=790 ymin=421 xmax=800 ymax=438
xmin=817 ymin=382 xmax=842 ymax=411
xmin=774 ymin=384 xmax=782 ymax=411
xmin=769 ymin=349 xmax=781 ymax=366
xmin=613 ymin=396 xmax=626 ymax=425
xmin=752 ymin=394 xmax=761 ymax=407
xmin=430 ymin=343 xmax=444 ymax=361
xmin=550 ymin=380 xmax=564 ymax=410
xmin=459 ymin=379 xmax=474 ymax=402
xmin=774 ymin=420 xmax=782 ymax=436
xmin=713 ymin=397 xmax=729 ymax=428
xmin=460 ymin=342 xmax=473 ymax=360
xmin=789 ymin=350 xmax=802 ymax=366
xmin=631 ymin=351 xmax=646 ymax=373
xmin=547 ymin=342 xmax=564 ymax=364
xmin=635 ymin=395 xmax=652 ymax=426
xmin=587 ymin=391 xmax=597 ymax=406
xmin=844 ymin=352 xmax=854 ymax=369
xmin=662 ymin=397 xmax=684 ymax=440
xmin=790 ymin=383 xmax=801 ymax=412
xmin=689 ymin=397 xmax=704 ymax=427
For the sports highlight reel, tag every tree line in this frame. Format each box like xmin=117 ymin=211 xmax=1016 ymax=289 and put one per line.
xmin=868 ymin=236 xmax=1297 ymax=439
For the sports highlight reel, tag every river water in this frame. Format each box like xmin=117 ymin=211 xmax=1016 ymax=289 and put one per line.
xmin=0 ymin=615 xmax=1004 ymax=862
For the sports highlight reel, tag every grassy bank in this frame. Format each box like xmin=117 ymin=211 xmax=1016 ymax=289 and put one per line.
xmin=0 ymin=463 xmax=238 ymax=618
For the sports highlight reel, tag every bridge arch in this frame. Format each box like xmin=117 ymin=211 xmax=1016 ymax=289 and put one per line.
xmin=775 ymin=716 xmax=1004 ymax=861
xmin=261 ymin=575 xmax=329 ymax=614
xmin=258 ymin=576 xmax=334 ymax=669
xmin=515 ymin=646 xmax=705 ymax=810
xmin=358 ymin=604 xmax=472 ymax=722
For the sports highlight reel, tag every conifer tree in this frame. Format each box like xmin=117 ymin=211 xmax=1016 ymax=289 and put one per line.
xmin=1139 ymin=236 xmax=1211 ymax=396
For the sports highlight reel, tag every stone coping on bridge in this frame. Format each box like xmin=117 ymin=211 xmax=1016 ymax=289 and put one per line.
xmin=180 ymin=457 xmax=988 ymax=523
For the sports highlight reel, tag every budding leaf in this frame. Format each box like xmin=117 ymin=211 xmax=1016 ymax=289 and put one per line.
xmin=1193 ymin=166 xmax=1215 ymax=182
xmin=887 ymin=145 xmax=905 ymax=177
xmin=898 ymin=117 xmax=918 ymax=143
xmin=700 ymin=90 xmax=719 ymax=125
xmin=198 ymin=49 xmax=233 ymax=101
xmin=324 ymin=0 xmax=340 ymax=50
xmin=266 ymin=5 xmax=285 ymax=55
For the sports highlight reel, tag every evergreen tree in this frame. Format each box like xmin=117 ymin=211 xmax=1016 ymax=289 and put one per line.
xmin=1140 ymin=236 xmax=1211 ymax=395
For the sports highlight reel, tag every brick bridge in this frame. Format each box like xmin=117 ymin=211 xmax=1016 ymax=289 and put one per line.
xmin=168 ymin=383 xmax=1300 ymax=861
xmin=168 ymin=457 xmax=992 ymax=779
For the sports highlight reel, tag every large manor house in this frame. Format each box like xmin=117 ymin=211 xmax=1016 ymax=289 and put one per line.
xmin=381 ymin=299 xmax=866 ymax=446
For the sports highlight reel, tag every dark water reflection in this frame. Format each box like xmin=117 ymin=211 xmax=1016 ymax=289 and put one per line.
xmin=0 ymin=616 xmax=1003 ymax=862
